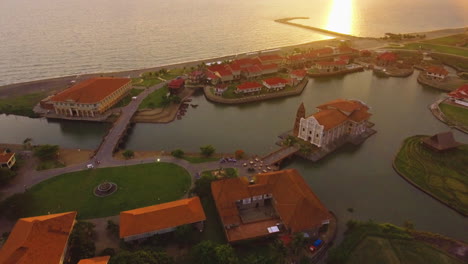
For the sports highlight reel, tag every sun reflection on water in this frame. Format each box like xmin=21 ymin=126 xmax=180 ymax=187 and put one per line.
xmin=326 ymin=0 xmax=354 ymax=35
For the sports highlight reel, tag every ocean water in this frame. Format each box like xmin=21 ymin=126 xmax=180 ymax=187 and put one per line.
xmin=0 ymin=0 xmax=466 ymax=86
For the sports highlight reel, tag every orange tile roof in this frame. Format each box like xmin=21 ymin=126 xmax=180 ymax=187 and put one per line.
xmin=119 ymin=197 xmax=206 ymax=238
xmin=237 ymin=82 xmax=262 ymax=90
xmin=0 ymin=212 xmax=77 ymax=264
xmin=77 ymin=256 xmax=111 ymax=264
xmin=312 ymin=99 xmax=371 ymax=130
xmin=0 ymin=152 xmax=14 ymax=163
xmin=317 ymin=99 xmax=369 ymax=113
xmin=50 ymin=77 xmax=131 ymax=104
xmin=312 ymin=109 xmax=349 ymax=130
xmin=290 ymin=69 xmax=307 ymax=77
xmin=426 ymin=66 xmax=449 ymax=76
xmin=263 ymin=77 xmax=289 ymax=86
xmin=211 ymin=169 xmax=331 ymax=242
xmin=448 ymin=84 xmax=468 ymax=99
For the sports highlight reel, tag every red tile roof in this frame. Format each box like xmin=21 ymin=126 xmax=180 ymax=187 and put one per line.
xmin=288 ymin=54 xmax=305 ymax=61
xmin=259 ymin=64 xmax=278 ymax=71
xmin=207 ymin=64 xmax=226 ymax=72
xmin=0 ymin=212 xmax=77 ymax=264
xmin=426 ymin=66 xmax=449 ymax=76
xmin=228 ymin=62 xmax=241 ymax=71
xmin=448 ymin=84 xmax=468 ymax=99
xmin=216 ymin=69 xmax=233 ymax=77
xmin=312 ymin=99 xmax=372 ymax=129
xmin=234 ymin=58 xmax=254 ymax=68
xmin=237 ymin=82 xmax=263 ymax=90
xmin=378 ymin=52 xmax=397 ymax=61
xmin=168 ymin=78 xmax=185 ymax=89
xmin=245 ymin=65 xmax=262 ymax=74
xmin=50 ymin=77 xmax=130 ymax=104
xmin=211 ymin=169 xmax=331 ymax=242
xmin=78 ymin=256 xmax=111 ymax=264
xmin=263 ymin=77 xmax=289 ymax=86
xmin=258 ymin=54 xmax=283 ymax=62
xmin=120 ymin=197 xmax=206 ymax=238
xmin=0 ymin=152 xmax=14 ymax=163
xmin=206 ymin=71 xmax=219 ymax=80
xmin=290 ymin=69 xmax=307 ymax=77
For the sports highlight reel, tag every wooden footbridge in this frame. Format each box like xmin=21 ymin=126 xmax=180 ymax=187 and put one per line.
xmin=261 ymin=146 xmax=300 ymax=166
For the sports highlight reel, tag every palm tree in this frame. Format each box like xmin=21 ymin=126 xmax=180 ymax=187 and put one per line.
xmin=23 ymin=138 xmax=33 ymax=150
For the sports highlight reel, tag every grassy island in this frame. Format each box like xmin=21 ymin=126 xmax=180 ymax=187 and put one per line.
xmin=0 ymin=162 xmax=191 ymax=219
xmin=0 ymin=92 xmax=46 ymax=117
xmin=393 ymin=136 xmax=468 ymax=215
xmin=328 ymin=221 xmax=465 ymax=264
xmin=439 ymin=103 xmax=468 ymax=128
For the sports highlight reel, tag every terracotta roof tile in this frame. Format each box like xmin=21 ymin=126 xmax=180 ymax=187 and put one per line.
xmin=237 ymin=82 xmax=262 ymax=90
xmin=448 ymin=84 xmax=468 ymax=99
xmin=168 ymin=79 xmax=184 ymax=89
xmin=50 ymin=77 xmax=130 ymax=104
xmin=259 ymin=64 xmax=278 ymax=71
xmin=0 ymin=212 xmax=77 ymax=264
xmin=119 ymin=197 xmax=206 ymax=238
xmin=263 ymin=77 xmax=289 ymax=86
xmin=378 ymin=52 xmax=397 ymax=61
xmin=311 ymin=109 xmax=349 ymax=130
xmin=245 ymin=65 xmax=262 ymax=74
xmin=258 ymin=54 xmax=283 ymax=62
xmin=313 ymin=99 xmax=371 ymax=129
xmin=426 ymin=66 xmax=449 ymax=76
xmin=211 ymin=169 xmax=331 ymax=242
xmin=316 ymin=99 xmax=369 ymax=113
xmin=78 ymin=256 xmax=111 ymax=264
xmin=0 ymin=152 xmax=14 ymax=163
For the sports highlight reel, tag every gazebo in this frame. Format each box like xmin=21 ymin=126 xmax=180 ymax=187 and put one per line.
xmin=421 ymin=131 xmax=461 ymax=152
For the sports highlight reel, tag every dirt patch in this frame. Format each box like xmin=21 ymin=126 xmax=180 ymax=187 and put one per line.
xmin=58 ymin=148 xmax=93 ymax=166
xmin=411 ymin=231 xmax=468 ymax=263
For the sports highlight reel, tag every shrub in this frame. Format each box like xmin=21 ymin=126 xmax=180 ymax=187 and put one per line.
xmin=106 ymin=220 xmax=119 ymax=239
xmin=234 ymin=150 xmax=245 ymax=159
xmin=0 ymin=168 xmax=16 ymax=187
xmin=122 ymin=150 xmax=135 ymax=159
xmin=200 ymin=145 xmax=215 ymax=157
xmin=33 ymin=144 xmax=59 ymax=161
xmin=171 ymin=149 xmax=184 ymax=158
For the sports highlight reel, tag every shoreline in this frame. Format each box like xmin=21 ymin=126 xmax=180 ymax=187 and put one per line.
xmin=1 ymin=26 xmax=466 ymax=98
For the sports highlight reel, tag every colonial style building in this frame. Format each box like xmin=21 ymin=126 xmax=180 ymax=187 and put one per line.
xmin=376 ymin=52 xmax=397 ymax=67
xmin=120 ymin=197 xmax=206 ymax=242
xmin=0 ymin=212 xmax=77 ymax=264
xmin=263 ymin=77 xmax=289 ymax=91
xmin=315 ymin=60 xmax=347 ymax=73
xmin=214 ymin=84 xmax=228 ymax=96
xmin=448 ymin=84 xmax=468 ymax=106
xmin=0 ymin=149 xmax=16 ymax=169
xmin=236 ymin=82 xmax=262 ymax=94
xmin=49 ymin=77 xmax=131 ymax=117
xmin=211 ymin=169 xmax=332 ymax=243
xmin=296 ymin=99 xmax=372 ymax=148
xmin=168 ymin=78 xmax=185 ymax=94
xmin=426 ymin=66 xmax=448 ymax=81
xmin=188 ymin=71 xmax=205 ymax=84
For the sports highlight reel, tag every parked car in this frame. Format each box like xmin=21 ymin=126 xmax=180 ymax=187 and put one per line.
xmin=308 ymin=239 xmax=323 ymax=253
xmin=86 ymin=164 xmax=94 ymax=169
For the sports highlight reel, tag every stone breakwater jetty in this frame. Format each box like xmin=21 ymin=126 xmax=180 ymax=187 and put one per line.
xmin=274 ymin=17 xmax=359 ymax=39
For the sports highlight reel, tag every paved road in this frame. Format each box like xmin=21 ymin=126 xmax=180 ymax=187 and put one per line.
xmin=94 ymin=82 xmax=167 ymax=164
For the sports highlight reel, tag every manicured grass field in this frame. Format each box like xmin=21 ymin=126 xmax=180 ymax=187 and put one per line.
xmin=398 ymin=43 xmax=468 ymax=57
xmin=20 ymin=162 xmax=191 ymax=219
xmin=394 ymin=136 xmax=468 ymax=215
xmin=0 ymin=92 xmax=46 ymax=117
xmin=424 ymin=34 xmax=467 ymax=47
xmin=138 ymin=86 xmax=169 ymax=109
xmin=439 ymin=103 xmax=468 ymax=127
xmin=329 ymin=222 xmax=463 ymax=264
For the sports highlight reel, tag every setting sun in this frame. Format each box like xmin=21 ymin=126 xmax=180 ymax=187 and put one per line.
xmin=326 ymin=0 xmax=354 ymax=35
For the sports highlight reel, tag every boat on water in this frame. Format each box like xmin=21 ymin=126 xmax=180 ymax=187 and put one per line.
xmin=191 ymin=104 xmax=199 ymax=108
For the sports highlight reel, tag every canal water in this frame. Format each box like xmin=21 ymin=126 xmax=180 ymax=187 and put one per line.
xmin=2 ymin=70 xmax=466 ymax=241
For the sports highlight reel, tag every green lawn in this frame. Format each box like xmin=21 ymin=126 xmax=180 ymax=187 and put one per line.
xmin=10 ymin=162 xmax=191 ymax=219
xmin=424 ymin=34 xmax=467 ymax=47
xmin=394 ymin=136 xmax=468 ymax=215
xmin=329 ymin=221 xmax=463 ymax=264
xmin=0 ymin=92 xmax=46 ymax=117
xmin=112 ymin=88 xmax=145 ymax=108
xmin=395 ymin=43 xmax=468 ymax=57
xmin=138 ymin=86 xmax=169 ymax=109
xmin=439 ymin=103 xmax=468 ymax=127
